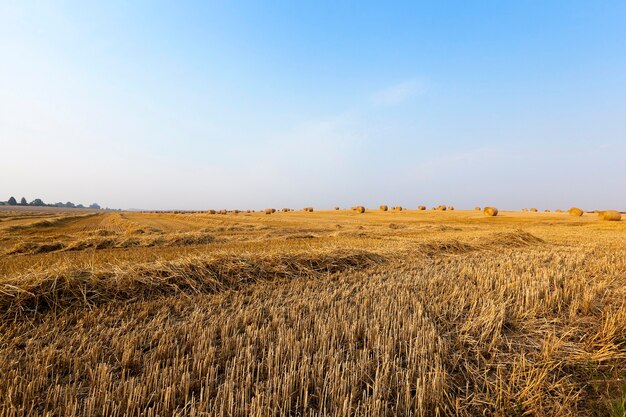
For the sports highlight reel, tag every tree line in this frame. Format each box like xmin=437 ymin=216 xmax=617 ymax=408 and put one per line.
xmin=1 ymin=196 xmax=101 ymax=209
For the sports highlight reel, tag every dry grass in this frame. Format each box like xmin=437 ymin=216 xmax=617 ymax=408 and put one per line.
xmin=0 ymin=209 xmax=624 ymax=416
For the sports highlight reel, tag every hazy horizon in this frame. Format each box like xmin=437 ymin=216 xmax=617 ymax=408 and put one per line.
xmin=2 ymin=2 xmax=626 ymax=211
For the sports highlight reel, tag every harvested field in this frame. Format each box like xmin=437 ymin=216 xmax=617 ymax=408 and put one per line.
xmin=0 ymin=208 xmax=625 ymax=416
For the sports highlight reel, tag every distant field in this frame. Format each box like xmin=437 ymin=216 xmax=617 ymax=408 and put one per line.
xmin=0 ymin=209 xmax=624 ymax=416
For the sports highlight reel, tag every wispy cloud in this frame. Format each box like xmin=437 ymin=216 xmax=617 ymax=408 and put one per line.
xmin=370 ymin=79 xmax=423 ymax=106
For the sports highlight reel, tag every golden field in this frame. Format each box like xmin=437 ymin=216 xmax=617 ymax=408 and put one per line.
xmin=0 ymin=207 xmax=624 ymax=416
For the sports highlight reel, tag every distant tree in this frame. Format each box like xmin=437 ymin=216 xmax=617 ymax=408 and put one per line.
xmin=20 ymin=197 xmax=27 ymax=206
xmin=54 ymin=202 xmax=64 ymax=207
xmin=76 ymin=204 xmax=85 ymax=209
xmin=89 ymin=203 xmax=101 ymax=210
xmin=65 ymin=201 xmax=75 ymax=208
xmin=30 ymin=198 xmax=45 ymax=206
xmin=8 ymin=196 xmax=17 ymax=205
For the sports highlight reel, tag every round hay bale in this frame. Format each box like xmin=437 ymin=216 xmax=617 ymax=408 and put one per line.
xmin=544 ymin=209 xmax=550 ymax=212
xmin=264 ymin=208 xmax=274 ymax=215
xmin=208 ymin=210 xmax=216 ymax=214
xmin=448 ymin=206 xmax=455 ymax=211
xmin=555 ymin=209 xmax=563 ymax=213
xmin=355 ymin=206 xmax=365 ymax=213
xmin=568 ymin=207 xmax=583 ymax=217
xmin=334 ymin=207 xmax=340 ymax=210
xmin=282 ymin=208 xmax=290 ymax=212
xmin=437 ymin=205 xmax=447 ymax=211
xmin=417 ymin=205 xmax=426 ymax=210
xmin=475 ymin=207 xmax=481 ymax=211
xmin=394 ymin=206 xmax=403 ymax=212
xmin=598 ymin=210 xmax=621 ymax=221
xmin=483 ymin=206 xmax=498 ymax=217
xmin=379 ymin=205 xmax=388 ymax=211
xmin=530 ymin=208 xmax=538 ymax=212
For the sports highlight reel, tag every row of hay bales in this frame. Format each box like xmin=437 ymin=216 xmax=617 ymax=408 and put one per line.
xmin=521 ymin=207 xmax=558 ymax=213
xmin=206 ymin=206 xmax=621 ymax=221
xmin=379 ymin=204 xmax=451 ymax=212
xmin=598 ymin=210 xmax=622 ymax=221
xmin=484 ymin=206 xmax=621 ymax=220
xmin=205 ymin=208 xmax=308 ymax=215
xmin=357 ymin=204 xmax=458 ymax=213
xmin=149 ymin=210 xmax=209 ymax=214
xmin=205 ymin=205 xmax=457 ymax=214
xmin=147 ymin=210 xmax=234 ymax=214
xmin=519 ymin=206 xmax=621 ymax=221
xmin=568 ymin=207 xmax=621 ymax=221
xmin=207 ymin=209 xmax=253 ymax=215
xmin=428 ymin=205 xmax=455 ymax=211
xmin=261 ymin=207 xmax=314 ymax=214
xmin=378 ymin=205 xmax=407 ymax=211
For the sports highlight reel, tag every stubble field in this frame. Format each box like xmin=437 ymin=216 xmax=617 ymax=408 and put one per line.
xmin=0 ymin=207 xmax=624 ymax=416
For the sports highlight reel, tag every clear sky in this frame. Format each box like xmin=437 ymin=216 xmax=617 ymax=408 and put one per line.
xmin=2 ymin=1 xmax=625 ymax=210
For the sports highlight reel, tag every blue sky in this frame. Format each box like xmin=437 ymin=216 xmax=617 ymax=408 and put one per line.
xmin=2 ymin=1 xmax=625 ymax=210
